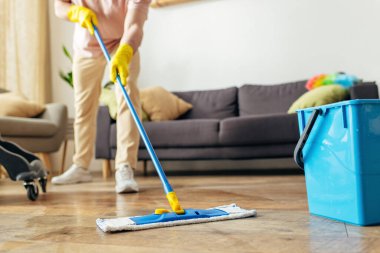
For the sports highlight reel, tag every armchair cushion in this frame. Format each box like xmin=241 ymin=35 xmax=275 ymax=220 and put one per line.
xmin=0 ymin=117 xmax=57 ymax=137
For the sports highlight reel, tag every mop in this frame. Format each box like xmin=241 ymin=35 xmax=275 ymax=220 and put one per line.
xmin=93 ymin=25 xmax=256 ymax=232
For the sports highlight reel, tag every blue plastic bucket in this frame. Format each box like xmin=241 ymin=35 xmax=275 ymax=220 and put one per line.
xmin=295 ymin=99 xmax=380 ymax=225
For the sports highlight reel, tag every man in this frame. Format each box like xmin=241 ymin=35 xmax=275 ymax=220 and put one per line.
xmin=52 ymin=0 xmax=151 ymax=193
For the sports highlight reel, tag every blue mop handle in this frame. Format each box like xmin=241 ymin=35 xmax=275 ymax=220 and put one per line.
xmin=93 ymin=25 xmax=173 ymax=195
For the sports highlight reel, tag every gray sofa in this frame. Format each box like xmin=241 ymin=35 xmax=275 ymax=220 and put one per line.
xmin=95 ymin=81 xmax=379 ymax=173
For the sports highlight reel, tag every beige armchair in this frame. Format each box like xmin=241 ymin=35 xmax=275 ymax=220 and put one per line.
xmin=0 ymin=89 xmax=67 ymax=177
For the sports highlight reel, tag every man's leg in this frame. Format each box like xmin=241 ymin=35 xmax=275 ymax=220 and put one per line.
xmin=114 ymin=52 xmax=141 ymax=193
xmin=52 ymin=56 xmax=106 ymax=185
xmin=72 ymin=56 xmax=107 ymax=169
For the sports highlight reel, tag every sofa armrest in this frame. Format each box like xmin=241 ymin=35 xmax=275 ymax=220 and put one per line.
xmin=95 ymin=106 xmax=113 ymax=159
xmin=349 ymin=83 xmax=379 ymax=99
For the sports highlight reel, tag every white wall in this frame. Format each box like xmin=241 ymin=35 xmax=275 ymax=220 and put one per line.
xmin=50 ymin=0 xmax=380 ymax=114
xmin=48 ymin=0 xmax=380 ymax=171
xmin=140 ymin=0 xmax=380 ymax=91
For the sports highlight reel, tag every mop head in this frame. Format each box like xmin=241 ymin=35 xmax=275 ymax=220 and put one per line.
xmin=96 ymin=203 xmax=256 ymax=232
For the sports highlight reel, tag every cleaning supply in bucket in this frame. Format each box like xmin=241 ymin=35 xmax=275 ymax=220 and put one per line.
xmin=294 ymin=99 xmax=380 ymax=225
xmin=305 ymin=73 xmax=360 ymax=90
xmin=92 ymin=25 xmax=256 ymax=232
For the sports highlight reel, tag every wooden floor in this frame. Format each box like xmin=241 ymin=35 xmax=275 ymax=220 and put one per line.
xmin=1 ymin=173 xmax=380 ymax=253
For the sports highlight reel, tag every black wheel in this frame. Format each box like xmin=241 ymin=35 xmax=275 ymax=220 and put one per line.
xmin=26 ymin=184 xmax=39 ymax=201
xmin=39 ymin=178 xmax=47 ymax=193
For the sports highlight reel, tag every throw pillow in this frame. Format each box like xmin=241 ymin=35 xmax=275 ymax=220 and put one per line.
xmin=100 ymin=88 xmax=118 ymax=120
xmin=141 ymin=109 xmax=150 ymax=121
xmin=140 ymin=86 xmax=193 ymax=121
xmin=288 ymin=85 xmax=349 ymax=113
xmin=100 ymin=87 xmax=150 ymax=121
xmin=0 ymin=93 xmax=45 ymax=117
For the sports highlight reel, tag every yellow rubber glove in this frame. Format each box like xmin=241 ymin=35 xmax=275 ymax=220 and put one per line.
xmin=110 ymin=44 xmax=134 ymax=86
xmin=67 ymin=5 xmax=98 ymax=35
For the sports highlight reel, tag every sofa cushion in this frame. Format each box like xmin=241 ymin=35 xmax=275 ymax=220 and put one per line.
xmin=239 ymin=81 xmax=307 ymax=116
xmin=110 ymin=119 xmax=220 ymax=148
xmin=174 ymin=87 xmax=238 ymax=119
xmin=137 ymin=144 xmax=296 ymax=160
xmin=219 ymin=113 xmax=299 ymax=146
xmin=349 ymin=82 xmax=379 ymax=99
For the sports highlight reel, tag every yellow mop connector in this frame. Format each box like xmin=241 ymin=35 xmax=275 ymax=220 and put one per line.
xmin=154 ymin=191 xmax=185 ymax=215
xmin=167 ymin=191 xmax=185 ymax=214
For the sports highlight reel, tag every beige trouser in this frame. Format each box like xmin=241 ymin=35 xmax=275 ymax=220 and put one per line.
xmin=72 ymin=52 xmax=141 ymax=170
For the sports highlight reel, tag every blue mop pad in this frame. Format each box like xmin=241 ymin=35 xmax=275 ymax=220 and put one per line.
xmin=96 ymin=204 xmax=256 ymax=232
xmin=93 ymin=25 xmax=256 ymax=233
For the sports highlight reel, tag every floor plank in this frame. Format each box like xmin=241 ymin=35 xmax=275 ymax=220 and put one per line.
xmin=1 ymin=174 xmax=380 ymax=253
